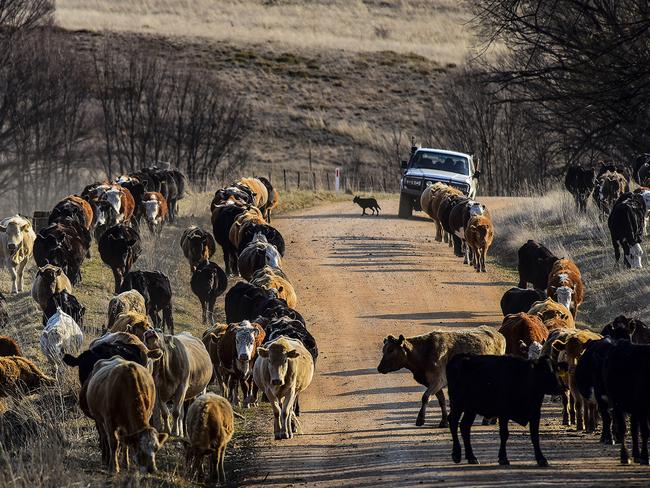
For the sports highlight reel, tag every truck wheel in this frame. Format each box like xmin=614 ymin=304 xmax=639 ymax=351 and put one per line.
xmin=398 ymin=193 xmax=413 ymax=219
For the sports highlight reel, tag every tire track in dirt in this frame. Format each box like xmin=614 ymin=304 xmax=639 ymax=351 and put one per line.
xmin=243 ymin=198 xmax=649 ymax=487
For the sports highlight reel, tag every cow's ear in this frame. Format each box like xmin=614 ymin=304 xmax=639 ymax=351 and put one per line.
xmin=157 ymin=433 xmax=169 ymax=446
xmin=208 ymin=332 xmax=219 ymax=344
xmin=55 ymin=268 xmax=62 ymax=276
xmin=258 ymin=347 xmax=269 ymax=357
xmin=552 ymin=340 xmax=566 ymax=352
xmin=277 ymin=286 xmax=284 ymax=293
xmin=398 ymin=334 xmax=405 ymax=345
xmin=383 ymin=335 xmax=393 ymax=344
xmin=287 ymin=350 xmax=300 ymax=359
xmin=0 ymin=225 xmax=5 ymax=232
xmin=147 ymin=348 xmax=163 ymax=360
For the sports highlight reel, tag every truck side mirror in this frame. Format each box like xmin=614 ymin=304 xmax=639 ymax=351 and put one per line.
xmin=473 ymin=170 xmax=481 ymax=179
xmin=401 ymin=160 xmax=408 ymax=169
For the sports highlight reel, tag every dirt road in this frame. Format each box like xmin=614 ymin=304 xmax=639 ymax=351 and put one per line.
xmin=244 ymin=199 xmax=648 ymax=487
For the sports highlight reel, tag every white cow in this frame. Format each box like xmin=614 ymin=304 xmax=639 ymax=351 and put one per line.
xmin=0 ymin=215 xmax=36 ymax=293
xmin=253 ymin=336 xmax=314 ymax=440
xmin=40 ymin=307 xmax=83 ymax=373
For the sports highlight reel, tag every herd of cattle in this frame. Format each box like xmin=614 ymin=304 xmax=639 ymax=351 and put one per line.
xmin=0 ymin=171 xmax=318 ymax=482
xmin=565 ymin=160 xmax=650 ymax=268
xmin=380 ymin=180 xmax=650 ymax=467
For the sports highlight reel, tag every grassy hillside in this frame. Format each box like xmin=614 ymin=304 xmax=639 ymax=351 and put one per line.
xmin=56 ymin=0 xmax=473 ymax=64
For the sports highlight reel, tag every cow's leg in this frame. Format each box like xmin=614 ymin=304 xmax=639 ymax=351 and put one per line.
xmin=201 ymin=300 xmax=207 ymax=325
xmin=16 ymin=259 xmax=27 ymax=293
xmin=106 ymin=424 xmax=120 ymax=473
xmin=96 ymin=419 xmax=109 ymax=466
xmin=163 ymin=305 xmax=174 ymax=335
xmin=228 ymin=374 xmax=239 ymax=406
xmin=498 ymin=416 xmax=510 ymax=465
xmin=435 ymin=222 xmax=443 ymax=242
xmin=171 ymin=385 xmax=190 ymax=437
xmin=448 ymin=406 xmax=463 ymax=464
xmin=481 ymin=247 xmax=487 ymax=272
xmin=460 ymin=411 xmax=478 ymax=464
xmin=529 ymin=412 xmax=548 ymax=466
xmin=223 ymin=249 xmax=231 ymax=276
xmin=9 ymin=264 xmax=18 ymax=294
xmin=574 ymin=392 xmax=584 ymax=431
xmin=111 ymin=267 xmax=122 ymax=294
xmin=631 ymin=414 xmax=640 ymax=463
xmin=240 ymin=377 xmax=251 ymax=408
xmin=615 ymin=409 xmax=630 ymax=464
xmin=270 ymin=398 xmax=282 ymax=440
xmin=639 ymin=414 xmax=649 ymax=465
xmin=217 ymin=446 xmax=227 ymax=484
xmin=281 ymin=390 xmax=297 ymax=439
xmin=208 ymin=296 xmax=217 ymax=325
xmin=437 ymin=389 xmax=448 ymax=428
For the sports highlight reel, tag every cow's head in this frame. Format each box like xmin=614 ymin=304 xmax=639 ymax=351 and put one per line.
xmin=125 ymin=316 xmax=153 ymax=341
xmin=0 ymin=218 xmax=30 ymax=256
xmin=125 ymin=426 xmax=168 ymax=474
xmin=144 ymin=199 xmax=160 ymax=222
xmin=264 ymin=243 xmax=282 ymax=269
xmin=258 ymin=340 xmax=300 ymax=386
xmin=468 ymin=202 xmax=486 ymax=217
xmin=37 ymin=266 xmax=64 ymax=292
xmin=520 ymin=340 xmax=544 ymax=360
xmin=551 ymin=285 xmax=573 ymax=311
xmin=377 ymin=334 xmax=408 ymax=374
xmin=604 ymin=315 xmax=636 ymax=340
xmin=142 ymin=329 xmax=164 ymax=352
xmin=234 ymin=321 xmax=260 ymax=376
xmin=103 ymin=188 xmax=123 ymax=214
xmin=626 ymin=243 xmax=644 ymax=269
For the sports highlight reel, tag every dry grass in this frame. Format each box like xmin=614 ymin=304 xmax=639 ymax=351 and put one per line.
xmin=491 ymin=188 xmax=650 ymax=330
xmin=56 ymin=0 xmax=473 ymax=64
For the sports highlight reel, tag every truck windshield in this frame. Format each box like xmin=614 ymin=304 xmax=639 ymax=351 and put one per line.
xmin=410 ymin=151 xmax=469 ymax=175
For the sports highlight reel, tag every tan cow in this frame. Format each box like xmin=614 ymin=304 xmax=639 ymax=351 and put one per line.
xmin=0 ymin=355 xmax=54 ymax=397
xmin=237 ymin=177 xmax=269 ymax=209
xmin=110 ymin=311 xmax=152 ymax=340
xmin=106 ymin=290 xmax=147 ymax=331
xmin=528 ymin=298 xmax=575 ymax=330
xmin=228 ymin=206 xmax=265 ymax=251
xmin=84 ymin=356 xmax=168 ymax=473
xmin=31 ymin=265 xmax=73 ymax=312
xmin=250 ymin=266 xmax=297 ymax=308
xmin=202 ymin=323 xmax=229 ymax=395
xmin=143 ymin=330 xmax=212 ymax=437
xmin=420 ymin=182 xmax=448 ymax=219
xmin=377 ymin=326 xmax=506 ymax=427
xmin=465 ymin=214 xmax=494 ymax=272
xmin=552 ymin=329 xmax=603 ymax=432
xmin=182 ymin=393 xmax=238 ymax=483
xmin=546 ymin=258 xmax=584 ymax=318
xmin=430 ymin=184 xmax=463 ymax=242
xmin=0 ymin=215 xmax=36 ymax=293
xmin=254 ymin=336 xmax=314 ymax=440
xmin=180 ymin=226 xmax=217 ymax=273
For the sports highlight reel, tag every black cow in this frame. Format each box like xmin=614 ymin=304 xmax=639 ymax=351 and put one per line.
xmin=63 ymin=341 xmax=159 ymax=386
xmin=43 ymin=291 xmax=85 ymax=327
xmin=225 ymin=281 xmax=304 ymax=324
xmin=237 ymin=223 xmax=285 ymax=256
xmin=98 ymin=224 xmax=142 ymax=292
xmin=517 ymin=240 xmax=558 ymax=290
xmin=575 ymin=338 xmax=616 ymax=445
xmin=169 ymin=170 xmax=186 ymax=217
xmin=440 ymin=195 xmax=470 ymax=258
xmin=212 ymin=204 xmax=248 ymax=276
xmin=118 ymin=179 xmax=146 ymax=226
xmin=446 ymin=354 xmax=562 ymax=466
xmin=92 ymin=200 xmax=119 ymax=242
xmin=499 ymin=287 xmax=546 ymax=316
xmin=190 ymin=260 xmax=228 ymax=325
xmin=608 ymin=193 xmax=645 ymax=269
xmin=48 ymin=199 xmax=89 ymax=229
xmin=604 ymin=341 xmax=650 ymax=464
xmin=119 ymin=270 xmax=174 ymax=334
xmin=565 ymin=165 xmax=595 ymax=212
xmin=264 ymin=316 xmax=318 ymax=363
xmin=33 ymin=221 xmax=91 ymax=285
xmin=633 ymin=155 xmax=650 ymax=184
xmin=160 ymin=170 xmax=179 ymax=222
xmin=448 ymin=200 xmax=489 ymax=264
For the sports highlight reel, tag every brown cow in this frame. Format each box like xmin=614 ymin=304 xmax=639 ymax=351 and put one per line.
xmin=182 ymin=393 xmax=238 ymax=483
xmin=499 ymin=313 xmax=549 ymax=358
xmin=110 ymin=312 xmax=152 ymax=340
xmin=0 ymin=336 xmax=22 ymax=357
xmin=528 ymin=298 xmax=576 ymax=330
xmin=0 ymin=356 xmax=54 ymax=397
xmin=250 ymin=266 xmax=297 ymax=309
xmin=217 ymin=320 xmax=266 ymax=408
xmin=84 ymin=356 xmax=168 ymax=473
xmin=31 ymin=265 xmax=73 ymax=313
xmin=553 ymin=329 xmax=603 ymax=432
xmin=64 ymin=195 xmax=94 ymax=230
xmin=430 ymin=184 xmax=462 ymax=243
xmin=236 ymin=177 xmax=269 ymax=209
xmin=202 ymin=323 xmax=229 ymax=395
xmin=101 ymin=185 xmax=135 ymax=223
xmin=546 ymin=258 xmax=584 ymax=318
xmin=228 ymin=206 xmax=265 ymax=251
xmin=142 ymin=191 xmax=168 ymax=236
xmin=180 ymin=226 xmax=217 ymax=273
xmin=465 ymin=214 xmax=494 ymax=272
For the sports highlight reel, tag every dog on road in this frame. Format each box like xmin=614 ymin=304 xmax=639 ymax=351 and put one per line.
xmin=353 ymin=196 xmax=381 ymax=216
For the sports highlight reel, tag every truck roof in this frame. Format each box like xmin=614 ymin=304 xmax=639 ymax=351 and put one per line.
xmin=414 ymin=148 xmax=472 ymax=159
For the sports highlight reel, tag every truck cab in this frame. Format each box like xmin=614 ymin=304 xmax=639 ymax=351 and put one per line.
xmin=398 ymin=148 xmax=479 ymax=218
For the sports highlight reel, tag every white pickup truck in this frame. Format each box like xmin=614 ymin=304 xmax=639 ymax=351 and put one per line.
xmin=398 ymin=148 xmax=480 ymax=218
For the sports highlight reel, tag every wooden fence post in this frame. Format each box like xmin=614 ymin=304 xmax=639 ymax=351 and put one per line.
xmin=326 ymin=172 xmax=331 ymax=191
xmin=312 ymin=172 xmax=316 ymax=190
xmin=283 ymin=169 xmax=287 ymax=192
xmin=297 ymin=171 xmax=301 ymax=189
